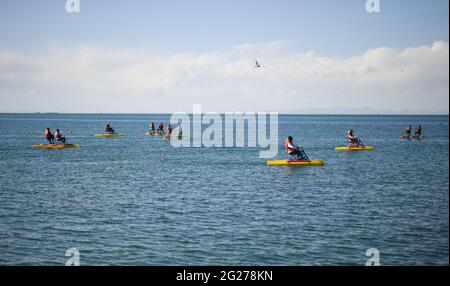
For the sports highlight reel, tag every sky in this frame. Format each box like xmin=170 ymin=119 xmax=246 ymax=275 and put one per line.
xmin=0 ymin=0 xmax=448 ymax=114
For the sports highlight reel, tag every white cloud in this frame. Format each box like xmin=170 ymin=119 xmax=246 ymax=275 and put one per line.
xmin=0 ymin=41 xmax=448 ymax=113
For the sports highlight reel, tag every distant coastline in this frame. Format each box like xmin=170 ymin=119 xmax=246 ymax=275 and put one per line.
xmin=0 ymin=112 xmax=448 ymax=116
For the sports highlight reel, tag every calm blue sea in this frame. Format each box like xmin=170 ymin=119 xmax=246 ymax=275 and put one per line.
xmin=0 ymin=114 xmax=448 ymax=265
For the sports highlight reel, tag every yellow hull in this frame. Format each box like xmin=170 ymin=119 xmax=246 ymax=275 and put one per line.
xmin=94 ymin=133 xmax=126 ymax=137
xmin=145 ymin=132 xmax=159 ymax=136
xmin=400 ymin=135 xmax=425 ymax=140
xmin=32 ymin=144 xmax=80 ymax=149
xmin=335 ymin=146 xmax=375 ymax=151
xmin=266 ymin=159 xmax=325 ymax=166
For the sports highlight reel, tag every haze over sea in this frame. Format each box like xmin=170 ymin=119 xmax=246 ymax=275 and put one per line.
xmin=0 ymin=113 xmax=448 ymax=265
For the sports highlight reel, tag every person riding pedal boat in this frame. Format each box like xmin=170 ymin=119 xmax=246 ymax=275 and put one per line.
xmin=348 ymin=129 xmax=363 ymax=146
xmin=405 ymin=125 xmax=412 ymax=137
xmin=54 ymin=128 xmax=66 ymax=144
xmin=284 ymin=136 xmax=308 ymax=160
xmin=415 ymin=125 xmax=422 ymax=137
xmin=149 ymin=122 xmax=155 ymax=133
xmin=176 ymin=124 xmax=183 ymax=139
xmin=105 ymin=122 xmax=115 ymax=134
xmin=45 ymin=128 xmax=55 ymax=144
xmin=157 ymin=122 xmax=165 ymax=135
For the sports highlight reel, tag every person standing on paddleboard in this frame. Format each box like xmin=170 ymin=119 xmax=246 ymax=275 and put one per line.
xmin=54 ymin=129 xmax=66 ymax=144
xmin=284 ymin=136 xmax=308 ymax=160
xmin=45 ymin=128 xmax=55 ymax=144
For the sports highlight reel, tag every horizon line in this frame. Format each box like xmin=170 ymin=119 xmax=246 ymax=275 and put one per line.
xmin=0 ymin=112 xmax=448 ymax=116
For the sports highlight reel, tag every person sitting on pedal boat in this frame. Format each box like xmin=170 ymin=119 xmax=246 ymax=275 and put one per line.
xmin=54 ymin=128 xmax=66 ymax=144
xmin=45 ymin=127 xmax=55 ymax=144
xmin=415 ymin=125 xmax=422 ymax=137
xmin=405 ymin=125 xmax=412 ymax=137
xmin=105 ymin=122 xmax=115 ymax=134
xmin=348 ymin=129 xmax=363 ymax=146
xmin=149 ymin=122 xmax=155 ymax=133
xmin=284 ymin=136 xmax=308 ymax=160
xmin=157 ymin=122 xmax=165 ymax=135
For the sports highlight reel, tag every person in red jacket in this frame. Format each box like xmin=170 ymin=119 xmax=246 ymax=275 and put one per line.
xmin=167 ymin=124 xmax=173 ymax=135
xmin=45 ymin=128 xmax=55 ymax=144
xmin=284 ymin=136 xmax=308 ymax=160
xmin=415 ymin=125 xmax=422 ymax=137
xmin=149 ymin=122 xmax=155 ymax=133
xmin=157 ymin=122 xmax=165 ymax=135
xmin=54 ymin=129 xmax=66 ymax=144
xmin=348 ymin=129 xmax=363 ymax=146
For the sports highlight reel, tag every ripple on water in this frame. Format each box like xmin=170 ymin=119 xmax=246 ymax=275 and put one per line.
xmin=0 ymin=114 xmax=448 ymax=265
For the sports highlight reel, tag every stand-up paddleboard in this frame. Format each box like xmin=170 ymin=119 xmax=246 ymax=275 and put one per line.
xmin=145 ymin=132 xmax=159 ymax=136
xmin=32 ymin=144 xmax=80 ymax=149
xmin=400 ymin=135 xmax=425 ymax=140
xmin=94 ymin=133 xmax=126 ymax=137
xmin=266 ymin=159 xmax=325 ymax=166
xmin=335 ymin=145 xmax=375 ymax=151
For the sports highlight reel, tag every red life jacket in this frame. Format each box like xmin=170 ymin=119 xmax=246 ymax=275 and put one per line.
xmin=348 ymin=132 xmax=354 ymax=141
xmin=284 ymin=138 xmax=296 ymax=152
xmin=54 ymin=130 xmax=61 ymax=138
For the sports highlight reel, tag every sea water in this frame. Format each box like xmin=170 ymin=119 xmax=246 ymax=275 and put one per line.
xmin=0 ymin=114 xmax=448 ymax=265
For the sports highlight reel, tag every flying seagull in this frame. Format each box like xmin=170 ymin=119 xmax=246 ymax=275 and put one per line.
xmin=254 ymin=60 xmax=261 ymax=68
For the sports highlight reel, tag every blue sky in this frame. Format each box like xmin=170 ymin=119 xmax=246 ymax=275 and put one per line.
xmin=1 ymin=0 xmax=448 ymax=55
xmin=0 ymin=0 xmax=448 ymax=113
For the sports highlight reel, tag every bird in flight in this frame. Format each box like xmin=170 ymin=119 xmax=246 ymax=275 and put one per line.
xmin=254 ymin=60 xmax=261 ymax=68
